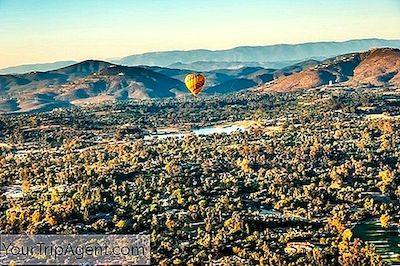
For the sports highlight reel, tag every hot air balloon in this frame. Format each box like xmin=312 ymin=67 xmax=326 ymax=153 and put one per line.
xmin=184 ymin=73 xmax=205 ymax=96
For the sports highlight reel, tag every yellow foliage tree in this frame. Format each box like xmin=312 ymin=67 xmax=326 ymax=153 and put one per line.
xmin=51 ymin=189 xmax=60 ymax=204
xmin=20 ymin=167 xmax=30 ymax=194
xmin=172 ymin=258 xmax=182 ymax=265
xmin=115 ymin=219 xmax=127 ymax=229
xmin=45 ymin=211 xmax=57 ymax=226
xmin=6 ymin=210 xmax=18 ymax=226
xmin=377 ymin=169 xmax=394 ymax=193
xmin=342 ymin=229 xmax=353 ymax=241
xmin=237 ymin=158 xmax=252 ymax=173
xmin=377 ymin=119 xmax=393 ymax=134
xmin=328 ymin=217 xmax=345 ymax=233
xmin=380 ymin=213 xmax=390 ymax=228
xmin=165 ymin=218 xmax=175 ymax=230
xmin=31 ymin=210 xmax=41 ymax=224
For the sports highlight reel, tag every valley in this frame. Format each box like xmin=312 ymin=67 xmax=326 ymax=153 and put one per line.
xmin=1 ymin=86 xmax=400 ymax=265
xmin=2 ymin=0 xmax=400 ymax=264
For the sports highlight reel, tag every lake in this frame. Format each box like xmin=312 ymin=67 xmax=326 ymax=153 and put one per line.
xmin=144 ymin=125 xmax=245 ymax=139
xmin=353 ymin=219 xmax=400 ymax=265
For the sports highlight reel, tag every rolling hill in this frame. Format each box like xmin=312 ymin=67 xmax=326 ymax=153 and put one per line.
xmin=0 ymin=61 xmax=190 ymax=113
xmin=257 ymin=48 xmax=400 ymax=92
xmin=0 ymin=59 xmax=281 ymax=113
xmin=0 ymin=61 xmax=274 ymax=110
xmin=1 ymin=47 xmax=399 ymax=113
xmin=350 ymin=48 xmax=400 ymax=86
xmin=146 ymin=65 xmax=277 ymax=91
xmin=0 ymin=60 xmax=112 ymax=96
xmin=57 ymin=65 xmax=188 ymax=102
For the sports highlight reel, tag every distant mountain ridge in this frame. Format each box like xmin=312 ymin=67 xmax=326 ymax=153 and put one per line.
xmin=0 ymin=61 xmax=77 ymax=75
xmin=166 ymin=60 xmax=310 ymax=72
xmin=2 ymin=39 xmax=400 ymax=74
xmin=115 ymin=38 xmax=400 ymax=67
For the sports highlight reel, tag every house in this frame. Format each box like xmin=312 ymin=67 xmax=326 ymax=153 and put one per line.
xmin=285 ymin=242 xmax=315 ymax=254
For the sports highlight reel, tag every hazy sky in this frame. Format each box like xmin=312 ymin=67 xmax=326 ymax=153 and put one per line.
xmin=0 ymin=0 xmax=399 ymax=68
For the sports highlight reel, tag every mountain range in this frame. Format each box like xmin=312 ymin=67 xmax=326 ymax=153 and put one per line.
xmin=1 ymin=39 xmax=400 ymax=74
xmin=0 ymin=58 xmax=318 ymax=113
xmin=115 ymin=38 xmax=400 ymax=69
xmin=0 ymin=46 xmax=399 ymax=114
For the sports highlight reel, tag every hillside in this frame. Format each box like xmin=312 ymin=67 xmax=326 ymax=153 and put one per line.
xmin=146 ymin=65 xmax=274 ymax=88
xmin=350 ymin=48 xmax=400 ymax=86
xmin=258 ymin=48 xmax=400 ymax=92
xmin=58 ymin=65 xmax=187 ymax=102
xmin=52 ymin=60 xmax=112 ymax=79
xmin=0 ymin=61 xmax=189 ymax=113
xmin=0 ymin=60 xmax=112 ymax=96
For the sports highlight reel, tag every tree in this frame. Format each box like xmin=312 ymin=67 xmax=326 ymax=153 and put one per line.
xmin=377 ymin=169 xmax=394 ymax=194
xmin=379 ymin=213 xmax=390 ymax=229
xmin=328 ymin=217 xmax=345 ymax=233
xmin=115 ymin=219 xmax=127 ymax=229
xmin=237 ymin=158 xmax=252 ymax=174
xmin=21 ymin=172 xmax=30 ymax=194
xmin=31 ymin=210 xmax=41 ymax=225
xmin=51 ymin=189 xmax=60 ymax=204
xmin=342 ymin=229 xmax=353 ymax=241
xmin=45 ymin=210 xmax=57 ymax=226
xmin=377 ymin=119 xmax=393 ymax=134
xmin=165 ymin=217 xmax=175 ymax=230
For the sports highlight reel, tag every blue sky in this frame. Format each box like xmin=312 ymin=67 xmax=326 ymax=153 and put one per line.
xmin=0 ymin=0 xmax=399 ymax=68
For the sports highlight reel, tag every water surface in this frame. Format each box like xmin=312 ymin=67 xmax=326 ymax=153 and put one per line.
xmin=145 ymin=125 xmax=244 ymax=139
xmin=353 ymin=219 xmax=400 ymax=265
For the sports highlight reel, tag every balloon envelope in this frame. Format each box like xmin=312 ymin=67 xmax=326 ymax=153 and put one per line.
xmin=184 ymin=73 xmax=205 ymax=96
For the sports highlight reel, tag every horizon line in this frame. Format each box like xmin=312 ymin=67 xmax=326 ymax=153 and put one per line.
xmin=1 ymin=37 xmax=400 ymax=70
